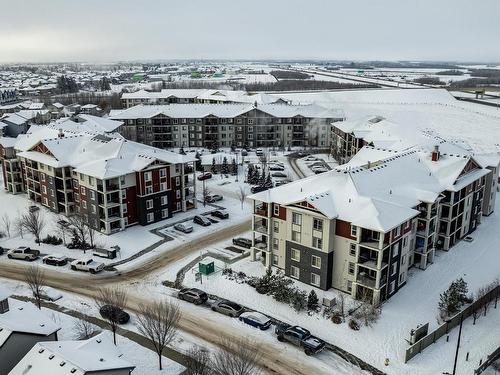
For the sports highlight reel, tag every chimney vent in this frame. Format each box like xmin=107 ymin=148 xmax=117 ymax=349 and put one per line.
xmin=431 ymin=145 xmax=440 ymax=162
xmin=58 ymin=128 xmax=64 ymax=138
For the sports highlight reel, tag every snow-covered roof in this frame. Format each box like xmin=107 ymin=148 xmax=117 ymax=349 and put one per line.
xmin=16 ymin=130 xmax=195 ymax=179
xmin=0 ymin=299 xmax=60 ymax=347
xmin=110 ymin=103 xmax=342 ymax=120
xmin=10 ymin=332 xmax=135 ymax=375
xmin=250 ymin=146 xmax=490 ymax=232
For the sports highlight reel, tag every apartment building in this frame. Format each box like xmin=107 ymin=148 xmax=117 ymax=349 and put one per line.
xmin=0 ymin=88 xmax=17 ymax=105
xmin=0 ymin=128 xmax=196 ymax=234
xmin=121 ymin=88 xmax=286 ymax=108
xmin=249 ymin=146 xmax=493 ymax=305
xmin=111 ymin=103 xmax=342 ymax=149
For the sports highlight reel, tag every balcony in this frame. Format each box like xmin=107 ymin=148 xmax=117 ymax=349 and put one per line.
xmin=356 ymin=273 xmax=376 ymax=289
xmin=254 ymin=218 xmax=268 ymax=234
xmin=254 ymin=203 xmax=269 ymax=217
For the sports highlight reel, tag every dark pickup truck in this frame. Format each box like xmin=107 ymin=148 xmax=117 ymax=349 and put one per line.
xmin=275 ymin=323 xmax=325 ymax=356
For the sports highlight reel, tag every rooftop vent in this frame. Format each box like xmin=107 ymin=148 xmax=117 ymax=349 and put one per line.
xmin=431 ymin=145 xmax=440 ymax=162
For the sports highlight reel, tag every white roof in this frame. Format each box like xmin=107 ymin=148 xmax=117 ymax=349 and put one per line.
xmin=17 ymin=132 xmax=195 ymax=179
xmin=52 ymin=115 xmax=123 ymax=134
xmin=10 ymin=332 xmax=135 ymax=375
xmin=0 ymin=299 xmax=60 ymax=347
xmin=250 ymin=146 xmax=489 ymax=232
xmin=110 ymin=103 xmax=342 ymax=120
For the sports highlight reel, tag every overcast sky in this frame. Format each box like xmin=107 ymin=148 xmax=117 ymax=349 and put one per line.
xmin=1 ymin=0 xmax=499 ymax=63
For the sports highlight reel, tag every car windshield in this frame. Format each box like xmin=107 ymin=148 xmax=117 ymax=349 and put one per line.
xmin=226 ymin=302 xmax=241 ymax=310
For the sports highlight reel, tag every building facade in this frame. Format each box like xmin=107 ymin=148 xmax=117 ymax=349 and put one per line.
xmin=111 ymin=103 xmax=342 ymax=149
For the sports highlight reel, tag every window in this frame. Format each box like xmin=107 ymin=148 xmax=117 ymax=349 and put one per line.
xmin=161 ymin=196 xmax=168 ymax=206
xmin=311 ymin=255 xmax=321 ymax=269
xmin=175 ymin=177 xmax=180 ymax=186
xmin=272 ymin=255 xmax=279 ymax=266
xmin=311 ymin=273 xmax=321 ymax=287
xmin=393 ymin=226 xmax=401 ymax=237
xmin=145 ymin=186 xmax=153 ymax=195
xmin=292 ymin=212 xmax=302 ymax=225
xmin=176 ymin=202 xmax=181 ymax=211
xmin=273 ymin=221 xmax=279 ymax=233
xmin=290 ymin=266 xmax=300 ymax=279
xmin=146 ymin=199 xmax=153 ymax=209
xmin=88 ymin=176 xmax=93 ymax=185
xmin=90 ymin=190 xmax=95 ymax=200
xmin=122 ymin=204 xmax=127 ymax=214
xmin=389 ymin=281 xmax=395 ymax=294
xmin=292 ymin=230 xmax=301 ymax=243
xmin=350 ymin=225 xmax=357 ymax=237
xmin=91 ymin=204 xmax=96 ymax=214
xmin=349 ymin=243 xmax=356 ymax=256
xmin=147 ymin=213 xmax=154 ymax=223
xmin=120 ymin=175 xmax=125 ymax=185
xmin=41 ymin=173 xmax=46 ymax=182
xmin=312 ymin=236 xmax=322 ymax=249
xmin=348 ymin=262 xmax=355 ymax=275
xmin=391 ymin=262 xmax=397 ymax=276
xmin=313 ymin=218 xmax=323 ymax=231
xmin=42 ymin=185 xmax=47 ymax=194
xmin=347 ymin=280 xmax=352 ymax=292
xmin=144 ymin=171 xmax=152 ymax=182
xmin=160 ymin=182 xmax=167 ymax=191
xmin=247 ymin=119 xmax=254 ymax=125
xmin=273 ymin=204 xmax=280 ymax=216
xmin=392 ymin=242 xmax=400 ymax=257
xmin=403 ymin=236 xmax=408 ymax=248
xmin=161 ymin=209 xmax=168 ymax=219
xmin=273 ymin=238 xmax=279 ymax=250
xmin=82 ymin=200 xmax=87 ymax=209
xmin=81 ymin=187 xmax=86 ymax=196
xmin=291 ymin=248 xmax=300 ymax=262
xmin=159 ymin=168 xmax=167 ymax=178
xmin=176 ymin=190 xmax=181 ymax=199
xmin=399 ymin=272 xmax=405 ymax=283
xmin=401 ymin=255 xmax=407 ymax=266
xmin=121 ymin=189 xmax=126 ymax=199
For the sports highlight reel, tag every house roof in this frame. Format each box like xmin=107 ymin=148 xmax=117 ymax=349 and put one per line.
xmin=110 ymin=103 xmax=342 ymax=120
xmin=10 ymin=332 xmax=135 ymax=375
xmin=0 ymin=299 xmax=60 ymax=348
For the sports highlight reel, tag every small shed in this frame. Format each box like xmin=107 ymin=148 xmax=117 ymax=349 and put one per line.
xmin=198 ymin=259 xmax=215 ymax=275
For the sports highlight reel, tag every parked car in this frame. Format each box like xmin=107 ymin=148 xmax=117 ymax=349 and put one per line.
xmin=99 ymin=305 xmax=130 ymax=324
xmin=304 ymin=156 xmax=318 ymax=162
xmin=197 ymin=172 xmax=212 ymax=181
xmin=207 ymin=216 xmax=219 ymax=224
xmin=255 ymin=149 xmax=264 ymax=156
xmin=38 ymin=287 xmax=63 ymax=302
xmin=232 ymin=237 xmax=252 ymax=249
xmin=312 ymin=167 xmax=328 ymax=174
xmin=70 ymin=259 xmax=104 ymax=274
xmin=193 ymin=215 xmax=211 ymax=226
xmin=7 ymin=247 xmax=40 ymax=261
xmin=206 ymin=194 xmax=223 ymax=203
xmin=42 ymin=254 xmax=68 ymax=266
xmin=241 ymin=150 xmax=248 ymax=156
xmin=464 ymin=236 xmax=474 ymax=242
xmin=178 ymin=288 xmax=208 ymax=305
xmin=211 ymin=300 xmax=244 ymax=317
xmin=28 ymin=205 xmax=40 ymax=213
xmin=271 ymin=172 xmax=288 ymax=178
xmin=174 ymin=222 xmax=194 ymax=233
xmin=211 ymin=210 xmax=229 ymax=219
xmin=250 ymin=185 xmax=268 ymax=194
xmin=239 ymin=311 xmax=272 ymax=330
xmin=269 ymin=165 xmax=285 ymax=171
xmin=275 ymin=323 xmax=325 ymax=356
xmin=274 ymin=180 xmax=290 ymax=187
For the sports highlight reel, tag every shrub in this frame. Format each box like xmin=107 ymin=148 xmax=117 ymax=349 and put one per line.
xmin=222 ymin=268 xmax=233 ymax=276
xmin=307 ymin=290 xmax=319 ymax=310
xmin=291 ymin=289 xmax=308 ymax=312
xmin=331 ymin=312 xmax=342 ymax=324
xmin=349 ymin=319 xmax=360 ymax=331
xmin=40 ymin=234 xmax=63 ymax=245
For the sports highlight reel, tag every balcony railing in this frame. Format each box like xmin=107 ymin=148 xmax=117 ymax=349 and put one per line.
xmin=356 ymin=274 xmax=376 ymax=289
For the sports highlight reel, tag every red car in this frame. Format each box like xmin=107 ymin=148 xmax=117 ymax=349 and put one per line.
xmin=197 ymin=172 xmax=213 ymax=181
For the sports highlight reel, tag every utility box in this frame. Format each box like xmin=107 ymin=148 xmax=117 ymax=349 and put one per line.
xmin=199 ymin=260 xmax=215 ymax=275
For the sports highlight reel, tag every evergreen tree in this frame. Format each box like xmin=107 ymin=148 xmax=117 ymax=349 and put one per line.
xmin=211 ymin=157 xmax=217 ymax=174
xmin=307 ymin=290 xmax=319 ymax=310
xmin=194 ymin=151 xmax=202 ymax=171
xmin=265 ymin=173 xmax=273 ymax=188
xmin=210 ymin=140 xmax=219 ymax=153
xmin=221 ymin=157 xmax=229 ymax=175
xmin=179 ymin=146 xmax=186 ymax=155
xmin=454 ymin=278 xmax=469 ymax=303
xmin=246 ymin=164 xmax=254 ymax=183
xmin=231 ymin=158 xmax=237 ymax=175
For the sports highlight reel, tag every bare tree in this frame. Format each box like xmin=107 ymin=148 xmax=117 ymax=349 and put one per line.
xmin=211 ymin=337 xmax=262 ymax=375
xmin=2 ymin=213 xmax=11 ymax=237
xmin=185 ymin=345 xmax=212 ymax=375
xmin=87 ymin=222 xmax=96 ymax=249
xmin=337 ymin=293 xmax=346 ymax=322
xmin=20 ymin=210 xmax=45 ymax=245
xmin=136 ymin=299 xmax=181 ymax=370
xmin=202 ymin=180 xmax=211 ymax=208
xmin=25 ymin=265 xmax=46 ymax=309
xmin=236 ymin=185 xmax=248 ymax=210
xmin=93 ymin=287 xmax=128 ymax=345
xmin=14 ymin=212 xmax=24 ymax=238
xmin=354 ymin=303 xmax=381 ymax=327
xmin=55 ymin=216 xmax=70 ymax=245
xmin=67 ymin=213 xmax=89 ymax=250
xmin=73 ymin=318 xmax=99 ymax=340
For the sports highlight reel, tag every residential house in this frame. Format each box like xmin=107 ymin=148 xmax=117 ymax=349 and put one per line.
xmin=0 ymin=289 xmax=60 ymax=375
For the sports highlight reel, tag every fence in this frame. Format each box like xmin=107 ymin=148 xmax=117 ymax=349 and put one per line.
xmin=405 ymin=284 xmax=499 ymax=363
xmin=474 ymin=346 xmax=500 ymax=374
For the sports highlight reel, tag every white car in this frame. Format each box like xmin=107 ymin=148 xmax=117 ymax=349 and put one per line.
xmin=70 ymin=259 xmax=105 ymax=274
xmin=174 ymin=222 xmax=194 ymax=233
xmin=7 ymin=247 xmax=40 ymax=261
